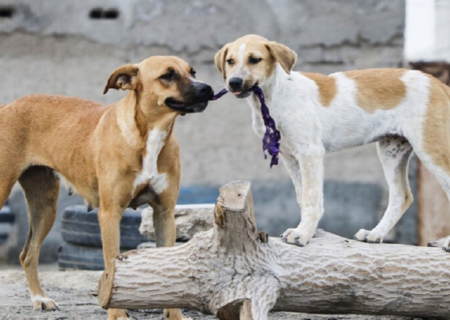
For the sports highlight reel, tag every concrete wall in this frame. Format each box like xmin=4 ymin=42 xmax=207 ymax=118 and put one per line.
xmin=0 ymin=0 xmax=409 ymax=264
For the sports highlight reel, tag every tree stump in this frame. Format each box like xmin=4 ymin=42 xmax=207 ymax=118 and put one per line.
xmin=98 ymin=181 xmax=450 ymax=320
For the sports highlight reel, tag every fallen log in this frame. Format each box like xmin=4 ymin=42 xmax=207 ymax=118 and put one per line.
xmin=139 ymin=204 xmax=214 ymax=241
xmin=98 ymin=181 xmax=450 ymax=320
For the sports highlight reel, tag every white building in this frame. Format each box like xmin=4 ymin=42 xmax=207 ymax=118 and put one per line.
xmin=405 ymin=0 xmax=450 ymax=62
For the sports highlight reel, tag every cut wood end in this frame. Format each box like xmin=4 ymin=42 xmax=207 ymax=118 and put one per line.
xmin=98 ymin=259 xmax=116 ymax=309
xmin=214 ymin=180 xmax=256 ymax=225
xmin=217 ymin=180 xmax=252 ymax=211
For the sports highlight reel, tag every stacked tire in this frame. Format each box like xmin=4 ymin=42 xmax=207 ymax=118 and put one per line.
xmin=58 ymin=205 xmax=148 ymax=270
xmin=0 ymin=202 xmax=14 ymax=244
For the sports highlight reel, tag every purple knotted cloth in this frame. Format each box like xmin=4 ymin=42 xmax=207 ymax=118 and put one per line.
xmin=210 ymin=88 xmax=228 ymax=100
xmin=210 ymin=85 xmax=281 ymax=168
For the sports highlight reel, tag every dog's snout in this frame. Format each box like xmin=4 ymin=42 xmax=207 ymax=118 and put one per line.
xmin=229 ymin=77 xmax=243 ymax=91
xmin=197 ymin=82 xmax=213 ymax=98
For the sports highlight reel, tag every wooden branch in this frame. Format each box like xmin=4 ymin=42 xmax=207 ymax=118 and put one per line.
xmin=98 ymin=181 xmax=450 ymax=319
xmin=139 ymin=204 xmax=214 ymax=241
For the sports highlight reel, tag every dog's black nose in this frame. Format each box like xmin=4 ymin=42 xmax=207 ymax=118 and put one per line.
xmin=229 ymin=77 xmax=243 ymax=91
xmin=197 ymin=83 xmax=213 ymax=99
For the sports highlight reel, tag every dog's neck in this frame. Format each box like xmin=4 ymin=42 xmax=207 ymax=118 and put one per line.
xmin=250 ymin=64 xmax=289 ymax=108
xmin=116 ymin=91 xmax=177 ymax=148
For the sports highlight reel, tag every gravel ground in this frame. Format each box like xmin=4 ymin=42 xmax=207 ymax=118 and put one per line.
xmin=0 ymin=268 xmax=423 ymax=320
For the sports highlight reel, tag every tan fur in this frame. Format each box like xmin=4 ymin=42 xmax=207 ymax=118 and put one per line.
xmin=2 ymin=56 xmax=203 ymax=320
xmin=302 ymin=72 xmax=337 ymax=107
xmin=104 ymin=64 xmax=140 ymax=94
xmin=266 ymin=41 xmax=297 ymax=74
xmin=423 ymin=79 xmax=450 ymax=174
xmin=344 ymin=69 xmax=407 ymax=113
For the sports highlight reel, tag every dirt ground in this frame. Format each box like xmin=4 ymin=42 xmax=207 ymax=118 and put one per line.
xmin=0 ymin=266 xmax=423 ymax=320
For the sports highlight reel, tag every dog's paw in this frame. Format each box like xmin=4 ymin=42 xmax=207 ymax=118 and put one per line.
xmin=280 ymin=228 xmax=312 ymax=247
xmin=354 ymin=229 xmax=384 ymax=243
xmin=107 ymin=308 xmax=130 ymax=320
xmin=164 ymin=308 xmax=193 ymax=320
xmin=442 ymin=236 xmax=450 ymax=252
xmin=32 ymin=295 xmax=59 ymax=311
xmin=427 ymin=236 xmax=447 ymax=248
xmin=428 ymin=236 xmax=450 ymax=252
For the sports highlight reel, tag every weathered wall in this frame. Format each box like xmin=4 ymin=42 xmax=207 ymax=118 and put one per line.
xmin=0 ymin=0 xmax=409 ymax=263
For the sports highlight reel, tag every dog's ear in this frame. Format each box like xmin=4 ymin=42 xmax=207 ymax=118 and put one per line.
xmin=266 ymin=42 xmax=297 ymax=75
xmin=103 ymin=64 xmax=139 ymax=94
xmin=214 ymin=44 xmax=229 ymax=78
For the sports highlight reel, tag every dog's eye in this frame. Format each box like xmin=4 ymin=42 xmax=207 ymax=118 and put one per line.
xmin=226 ymin=59 xmax=234 ymax=66
xmin=159 ymin=71 xmax=175 ymax=81
xmin=249 ymin=57 xmax=262 ymax=64
xmin=190 ymin=69 xmax=196 ymax=78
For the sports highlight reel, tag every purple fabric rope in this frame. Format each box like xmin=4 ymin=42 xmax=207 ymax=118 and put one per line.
xmin=211 ymin=88 xmax=229 ymax=100
xmin=252 ymin=85 xmax=281 ymax=168
xmin=210 ymin=86 xmax=281 ymax=168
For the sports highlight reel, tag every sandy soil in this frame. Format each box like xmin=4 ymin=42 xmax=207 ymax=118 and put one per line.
xmin=0 ymin=268 xmax=423 ymax=320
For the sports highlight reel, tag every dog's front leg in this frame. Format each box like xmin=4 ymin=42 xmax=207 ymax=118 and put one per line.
xmin=151 ymin=189 xmax=193 ymax=320
xmin=281 ymin=154 xmax=324 ymax=246
xmin=281 ymin=153 xmax=302 ymax=204
xmin=151 ymin=140 xmax=191 ymax=320
xmin=98 ymin=202 xmax=130 ymax=320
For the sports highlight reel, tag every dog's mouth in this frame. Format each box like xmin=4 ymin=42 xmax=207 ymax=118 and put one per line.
xmin=229 ymin=82 xmax=258 ymax=99
xmin=165 ymin=98 xmax=209 ymax=113
xmin=231 ymin=90 xmax=252 ymax=99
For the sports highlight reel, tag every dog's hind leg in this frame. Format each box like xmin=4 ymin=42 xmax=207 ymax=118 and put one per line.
xmin=18 ymin=166 xmax=60 ymax=311
xmin=413 ymin=141 xmax=450 ymax=251
xmin=407 ymin=85 xmax=450 ymax=251
xmin=354 ymin=136 xmax=414 ymax=243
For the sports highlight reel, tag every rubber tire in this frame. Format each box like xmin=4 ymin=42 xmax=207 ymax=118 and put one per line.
xmin=61 ymin=205 xmax=148 ymax=249
xmin=58 ymin=242 xmax=106 ymax=271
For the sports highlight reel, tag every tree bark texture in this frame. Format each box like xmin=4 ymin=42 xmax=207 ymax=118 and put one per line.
xmin=99 ymin=181 xmax=450 ymax=320
xmin=139 ymin=204 xmax=214 ymax=241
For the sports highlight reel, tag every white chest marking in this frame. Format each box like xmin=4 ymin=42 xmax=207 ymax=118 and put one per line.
xmin=133 ymin=129 xmax=168 ymax=195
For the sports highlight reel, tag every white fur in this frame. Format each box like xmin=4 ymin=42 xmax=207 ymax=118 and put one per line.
xmin=32 ymin=294 xmax=53 ymax=303
xmin=227 ymin=43 xmax=250 ymax=87
xmin=234 ymin=62 xmax=446 ymax=247
xmin=133 ymin=129 xmax=168 ymax=196
xmin=32 ymin=294 xmax=58 ymax=310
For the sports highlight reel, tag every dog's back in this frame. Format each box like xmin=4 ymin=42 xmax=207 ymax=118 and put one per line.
xmin=0 ymin=94 xmax=110 ymax=202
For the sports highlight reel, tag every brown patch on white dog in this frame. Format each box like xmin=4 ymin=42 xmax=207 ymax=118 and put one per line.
xmin=344 ymin=69 xmax=407 ymax=112
xmin=302 ymin=72 xmax=337 ymax=107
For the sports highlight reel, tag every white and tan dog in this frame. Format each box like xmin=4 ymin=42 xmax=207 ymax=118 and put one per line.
xmin=215 ymin=34 xmax=450 ymax=250
xmin=2 ymin=56 xmax=212 ymax=320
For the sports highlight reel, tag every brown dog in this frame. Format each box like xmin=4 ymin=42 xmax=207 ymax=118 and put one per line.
xmin=2 ymin=56 xmax=212 ymax=320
